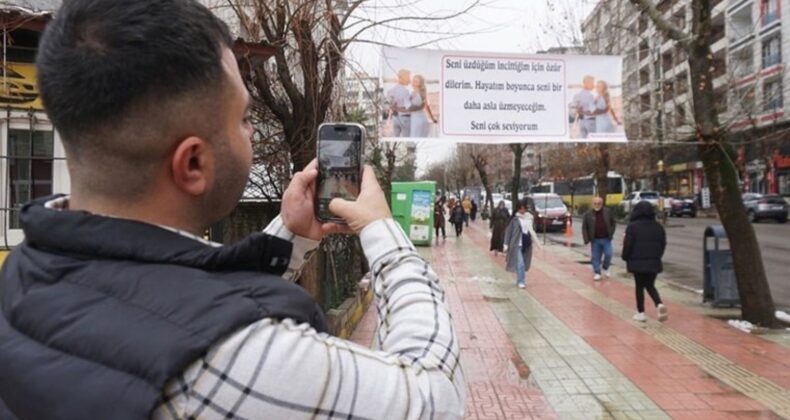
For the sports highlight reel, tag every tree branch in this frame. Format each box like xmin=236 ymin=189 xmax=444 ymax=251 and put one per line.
xmin=628 ymin=0 xmax=690 ymax=48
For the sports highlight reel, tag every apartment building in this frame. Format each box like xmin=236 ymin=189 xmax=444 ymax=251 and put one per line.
xmin=583 ymin=0 xmax=790 ymax=196
xmin=343 ymin=72 xmax=382 ymax=140
xmin=0 ymin=1 xmax=67 ymax=250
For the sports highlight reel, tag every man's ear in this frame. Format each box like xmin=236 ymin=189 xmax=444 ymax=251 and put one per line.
xmin=171 ymin=136 xmax=211 ymax=196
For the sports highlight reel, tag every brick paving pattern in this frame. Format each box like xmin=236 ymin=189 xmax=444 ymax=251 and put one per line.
xmin=351 ymin=220 xmax=789 ymax=419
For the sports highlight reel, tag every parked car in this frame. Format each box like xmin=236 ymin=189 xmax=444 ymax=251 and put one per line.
xmin=743 ymin=193 xmax=788 ymax=223
xmin=669 ymin=196 xmax=698 ymax=217
xmin=527 ymin=193 xmax=571 ymax=232
xmin=620 ymin=191 xmax=661 ymax=213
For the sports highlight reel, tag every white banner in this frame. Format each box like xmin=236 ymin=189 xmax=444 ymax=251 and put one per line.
xmin=380 ymin=47 xmax=627 ymax=143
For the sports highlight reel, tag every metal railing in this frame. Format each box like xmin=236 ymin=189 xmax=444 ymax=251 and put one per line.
xmin=762 ymin=53 xmax=781 ymax=68
xmin=321 ymin=234 xmax=367 ymax=310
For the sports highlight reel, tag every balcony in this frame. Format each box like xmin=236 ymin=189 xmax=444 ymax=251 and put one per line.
xmin=762 ymin=53 xmax=781 ymax=68
xmin=729 ymin=5 xmax=754 ymax=44
xmin=763 ymin=10 xmax=779 ymax=25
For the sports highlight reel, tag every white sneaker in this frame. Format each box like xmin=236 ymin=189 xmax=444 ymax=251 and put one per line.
xmin=633 ymin=312 xmax=647 ymax=322
xmin=604 ymin=270 xmax=610 ymax=278
xmin=657 ymin=304 xmax=669 ymax=322
xmin=593 ymin=274 xmax=602 ymax=281
xmin=518 ymin=283 xmax=526 ymax=289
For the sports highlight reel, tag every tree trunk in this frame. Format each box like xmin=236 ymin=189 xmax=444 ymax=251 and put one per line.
xmin=688 ymin=1 xmax=776 ymax=326
xmin=471 ymin=154 xmax=494 ymax=214
xmin=595 ymin=144 xmax=610 ymax=205
xmin=510 ymin=144 xmax=525 ymax=208
xmin=383 ymin=146 xmax=397 ymax=205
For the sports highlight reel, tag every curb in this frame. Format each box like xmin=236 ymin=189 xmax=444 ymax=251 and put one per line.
xmin=661 ymin=278 xmax=704 ymax=295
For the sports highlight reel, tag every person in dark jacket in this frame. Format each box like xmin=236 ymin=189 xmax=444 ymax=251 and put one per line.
xmin=489 ymin=200 xmax=509 ymax=255
xmin=434 ymin=197 xmax=446 ymax=242
xmin=450 ymin=201 xmax=465 ymax=236
xmin=622 ymin=201 xmax=669 ymax=322
xmin=470 ymin=199 xmax=478 ymax=222
xmin=582 ymin=196 xmax=617 ymax=281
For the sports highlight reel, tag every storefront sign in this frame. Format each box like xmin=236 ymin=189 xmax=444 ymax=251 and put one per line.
xmin=0 ymin=63 xmax=44 ymax=111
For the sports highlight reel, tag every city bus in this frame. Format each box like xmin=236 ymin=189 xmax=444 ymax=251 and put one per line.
xmin=530 ymin=172 xmax=626 ymax=212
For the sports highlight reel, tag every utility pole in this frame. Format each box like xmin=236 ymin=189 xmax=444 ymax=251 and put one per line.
xmin=654 ymin=38 xmax=665 ymax=196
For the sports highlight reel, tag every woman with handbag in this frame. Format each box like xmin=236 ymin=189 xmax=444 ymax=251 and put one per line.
xmin=503 ymin=198 xmax=543 ymax=289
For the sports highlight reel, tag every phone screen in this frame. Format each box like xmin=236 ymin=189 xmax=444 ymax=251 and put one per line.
xmin=316 ymin=124 xmax=363 ymax=221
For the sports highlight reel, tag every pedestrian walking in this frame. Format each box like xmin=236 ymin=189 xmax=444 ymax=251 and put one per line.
xmin=0 ymin=1 xmax=465 ymax=418
xmin=462 ymin=196 xmax=472 ymax=227
xmin=434 ymin=197 xmax=447 ymax=242
xmin=582 ymin=196 xmax=616 ymax=281
xmin=622 ymin=201 xmax=669 ymax=322
xmin=503 ymin=198 xmax=543 ymax=288
xmin=450 ymin=201 xmax=465 ymax=237
xmin=489 ymin=201 xmax=509 ymax=255
xmin=470 ymin=199 xmax=478 ymax=222
xmin=447 ymin=196 xmax=456 ymax=214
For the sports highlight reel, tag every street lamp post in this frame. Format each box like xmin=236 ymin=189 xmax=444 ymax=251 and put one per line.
xmin=657 ymin=159 xmax=667 ymax=223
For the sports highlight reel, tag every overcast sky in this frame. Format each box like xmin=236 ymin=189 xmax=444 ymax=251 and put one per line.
xmin=347 ymin=0 xmax=598 ymax=175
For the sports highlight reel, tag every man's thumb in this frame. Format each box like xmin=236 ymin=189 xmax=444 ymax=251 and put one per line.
xmin=329 ymin=198 xmax=354 ymax=219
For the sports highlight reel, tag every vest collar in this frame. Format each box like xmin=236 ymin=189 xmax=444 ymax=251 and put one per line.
xmin=20 ymin=195 xmax=292 ymax=274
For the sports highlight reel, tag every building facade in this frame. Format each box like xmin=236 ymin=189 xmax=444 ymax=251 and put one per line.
xmin=0 ymin=1 xmax=67 ymax=249
xmin=583 ymin=0 xmax=790 ymax=197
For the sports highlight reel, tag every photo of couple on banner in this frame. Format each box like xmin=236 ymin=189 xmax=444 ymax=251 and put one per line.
xmin=382 ymin=68 xmax=439 ymax=138
xmin=568 ymin=74 xmax=623 ymax=139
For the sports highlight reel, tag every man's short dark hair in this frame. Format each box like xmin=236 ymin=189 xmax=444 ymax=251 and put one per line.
xmin=36 ymin=0 xmax=234 ymax=197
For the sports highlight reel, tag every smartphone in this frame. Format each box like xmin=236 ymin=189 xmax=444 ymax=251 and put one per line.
xmin=316 ymin=123 xmax=365 ymax=222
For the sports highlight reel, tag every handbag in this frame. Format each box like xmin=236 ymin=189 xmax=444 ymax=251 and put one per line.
xmin=521 ymin=232 xmax=532 ymax=249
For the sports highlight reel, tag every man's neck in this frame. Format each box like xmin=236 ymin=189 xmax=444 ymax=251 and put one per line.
xmin=69 ymin=193 xmax=205 ymax=236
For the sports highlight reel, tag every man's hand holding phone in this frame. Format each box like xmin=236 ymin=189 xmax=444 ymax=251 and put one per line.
xmin=281 ymin=159 xmax=348 ymax=240
xmin=329 ymin=165 xmax=391 ymax=234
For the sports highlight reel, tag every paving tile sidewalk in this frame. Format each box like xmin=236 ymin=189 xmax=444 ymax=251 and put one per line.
xmin=350 ymin=221 xmax=790 ymax=419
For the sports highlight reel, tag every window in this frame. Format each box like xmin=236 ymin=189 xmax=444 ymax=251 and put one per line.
xmin=763 ymin=79 xmax=783 ymax=111
xmin=641 ymin=92 xmax=652 ymax=113
xmin=762 ymin=0 xmax=779 ymax=25
xmin=608 ymin=178 xmax=624 ymax=194
xmin=676 ymin=72 xmax=688 ymax=95
xmin=575 ymin=179 xmax=594 ymax=195
xmin=676 ymin=105 xmax=687 ymax=125
xmin=736 ymin=86 xmax=756 ymax=112
xmin=762 ymin=35 xmax=781 ymax=68
xmin=662 ymin=51 xmax=674 ymax=73
xmin=554 ymin=181 xmax=571 ymax=195
xmin=8 ymin=129 xmax=54 ymax=228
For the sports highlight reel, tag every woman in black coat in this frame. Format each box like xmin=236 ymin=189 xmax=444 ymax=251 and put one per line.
xmin=622 ymin=201 xmax=668 ymax=322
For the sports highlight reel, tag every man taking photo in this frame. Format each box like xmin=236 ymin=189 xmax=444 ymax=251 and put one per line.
xmin=0 ymin=1 xmax=464 ymax=419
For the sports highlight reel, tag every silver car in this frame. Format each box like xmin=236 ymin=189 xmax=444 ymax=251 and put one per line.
xmin=743 ymin=193 xmax=788 ymax=223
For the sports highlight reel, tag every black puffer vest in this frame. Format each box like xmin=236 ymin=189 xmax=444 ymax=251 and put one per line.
xmin=0 ymin=196 xmax=326 ymax=420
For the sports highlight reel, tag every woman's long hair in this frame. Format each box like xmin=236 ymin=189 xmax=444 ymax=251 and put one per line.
xmin=413 ymin=75 xmax=428 ymax=104
xmin=596 ymin=80 xmax=610 ymax=107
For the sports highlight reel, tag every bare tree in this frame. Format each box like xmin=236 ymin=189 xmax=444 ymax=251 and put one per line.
xmin=509 ymin=144 xmax=526 ymax=205
xmin=630 ymin=0 xmax=777 ymax=326
xmin=464 ymin=144 xmax=495 ymax=212
xmin=215 ymin=0 xmax=485 ymax=175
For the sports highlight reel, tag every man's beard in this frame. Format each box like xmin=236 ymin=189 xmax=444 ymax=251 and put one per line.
xmin=203 ymin=138 xmax=249 ymax=224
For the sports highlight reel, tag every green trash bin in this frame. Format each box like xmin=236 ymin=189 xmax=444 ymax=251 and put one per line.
xmin=391 ymin=181 xmax=436 ymax=246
